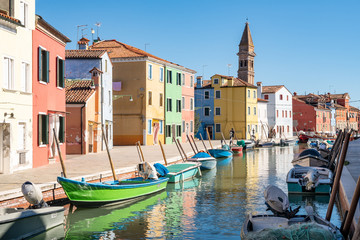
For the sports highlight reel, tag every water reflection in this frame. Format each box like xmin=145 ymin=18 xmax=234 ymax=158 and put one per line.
xmin=34 ymin=145 xmax=341 ymax=240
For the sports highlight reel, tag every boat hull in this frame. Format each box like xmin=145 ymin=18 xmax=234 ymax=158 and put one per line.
xmin=165 ymin=163 xmax=200 ymax=183
xmin=291 ymin=156 xmax=329 ymax=167
xmin=208 ymin=149 xmax=233 ymax=158
xmin=0 ymin=207 xmax=64 ymax=239
xmin=287 ymin=182 xmax=331 ymax=194
xmin=230 ymin=146 xmax=243 ymax=153
xmin=188 ymin=157 xmax=216 ymax=170
xmin=58 ymin=177 xmax=169 ymax=207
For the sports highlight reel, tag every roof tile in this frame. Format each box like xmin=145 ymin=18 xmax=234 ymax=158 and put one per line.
xmin=66 ymin=50 xmax=107 ymax=59
xmin=66 ymin=80 xmax=95 ymax=103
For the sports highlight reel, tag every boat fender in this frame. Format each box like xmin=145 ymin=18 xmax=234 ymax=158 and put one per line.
xmin=138 ymin=162 xmax=158 ymax=180
xmin=154 ymin=163 xmax=169 ymax=177
xmin=21 ymin=181 xmax=48 ymax=208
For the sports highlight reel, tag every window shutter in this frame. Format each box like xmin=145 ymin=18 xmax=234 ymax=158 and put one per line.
xmin=56 ymin=57 xmax=59 ymax=87
xmin=38 ymin=48 xmax=42 ymax=82
xmin=44 ymin=114 xmax=49 ymax=144
xmin=61 ymin=60 xmax=65 ymax=88
xmin=45 ymin=51 xmax=49 ymax=83
xmin=38 ymin=114 xmax=42 ymax=145
xmin=59 ymin=116 xmax=65 ymax=143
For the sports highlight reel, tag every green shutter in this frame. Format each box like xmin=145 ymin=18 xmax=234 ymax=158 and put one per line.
xmin=45 ymin=51 xmax=49 ymax=83
xmin=38 ymin=48 xmax=42 ymax=82
xmin=59 ymin=116 xmax=65 ymax=143
xmin=38 ymin=114 xmax=42 ymax=145
xmin=44 ymin=115 xmax=49 ymax=144
xmin=61 ymin=59 xmax=65 ymax=88
xmin=56 ymin=57 xmax=59 ymax=87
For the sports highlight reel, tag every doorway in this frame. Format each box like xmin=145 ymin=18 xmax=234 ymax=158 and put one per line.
xmin=206 ymin=126 xmax=213 ymax=140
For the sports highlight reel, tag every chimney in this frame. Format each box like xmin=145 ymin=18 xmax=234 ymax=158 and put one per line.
xmin=294 ymin=92 xmax=297 ymax=96
xmin=89 ymin=67 xmax=103 ymax=89
xmin=196 ymin=76 xmax=203 ymax=88
xmin=78 ymin=37 xmax=90 ymax=50
xmin=256 ymin=81 xmax=262 ymax=99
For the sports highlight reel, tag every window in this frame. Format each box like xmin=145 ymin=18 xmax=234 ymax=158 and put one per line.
xmin=176 ymin=99 xmax=181 ymax=112
xmin=19 ymin=1 xmax=28 ymax=27
xmin=38 ymin=114 xmax=49 ymax=145
xmin=167 ymin=70 xmax=172 ymax=83
xmin=287 ymin=95 xmax=289 ymax=101
xmin=276 ymin=110 xmax=279 ymax=117
xmin=215 ymin=124 xmax=221 ymax=133
xmin=190 ymin=98 xmax=194 ymax=110
xmin=182 ymin=121 xmax=185 ymax=133
xmin=254 ymin=107 xmax=256 ymax=115
xmin=240 ymin=61 xmax=243 ymax=67
xmin=159 ymin=120 xmax=163 ymax=134
xmin=282 ymin=110 xmax=284 ymax=118
xmin=248 ymin=90 xmax=250 ymax=98
xmin=59 ymin=116 xmax=65 ymax=143
xmin=244 ymin=60 xmax=247 ymax=67
xmin=148 ymin=120 xmax=152 ymax=134
xmin=215 ymin=90 xmax=221 ymax=99
xmin=159 ymin=93 xmax=163 ymax=107
xmin=280 ymin=94 xmax=283 ymax=100
xmin=148 ymin=64 xmax=152 ymax=79
xmin=21 ymin=62 xmax=29 ymax=92
xmin=38 ymin=47 xmax=49 ymax=83
xmin=182 ymin=73 xmax=185 ymax=86
xmin=159 ymin=68 xmax=164 ymax=82
xmin=57 ymin=57 xmax=65 ymax=88
xmin=255 ymin=125 xmax=258 ymax=133
xmin=215 ymin=107 xmax=221 ymax=116
xmin=176 ymin=125 xmax=181 ymax=137
xmin=287 ymin=125 xmax=290 ymax=132
xmin=182 ymin=97 xmax=185 ymax=109
xmin=285 ymin=111 xmax=287 ymax=118
xmin=3 ymin=57 xmax=14 ymax=89
xmin=253 ymin=91 xmax=256 ymax=98
xmin=18 ymin=122 xmax=26 ymax=150
xmin=190 ymin=76 xmax=193 ymax=87
xmin=204 ymin=107 xmax=210 ymax=116
xmin=165 ymin=125 xmax=171 ymax=137
xmin=148 ymin=91 xmax=152 ymax=105
xmin=176 ymin=73 xmax=181 ymax=85
xmin=248 ymin=125 xmax=251 ymax=134
xmin=248 ymin=107 xmax=250 ymax=115
xmin=214 ymin=78 xmax=219 ymax=84
xmin=190 ymin=120 xmax=193 ymax=132
xmin=167 ymin=98 xmax=172 ymax=112
xmin=264 ymin=95 xmax=269 ymax=100
xmin=204 ymin=91 xmax=210 ymax=99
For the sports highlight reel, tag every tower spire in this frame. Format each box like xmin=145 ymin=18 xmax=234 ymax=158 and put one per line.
xmin=237 ymin=22 xmax=256 ymax=84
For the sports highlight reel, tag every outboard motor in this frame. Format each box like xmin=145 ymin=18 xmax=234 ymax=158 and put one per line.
xmin=264 ymin=185 xmax=300 ymax=218
xmin=21 ymin=181 xmax=48 ymax=209
xmin=137 ymin=162 xmax=158 ymax=180
xmin=303 ymin=168 xmax=320 ymax=191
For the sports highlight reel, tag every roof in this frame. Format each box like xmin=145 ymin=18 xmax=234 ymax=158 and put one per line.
xmin=239 ymin=22 xmax=254 ymax=47
xmin=213 ymin=74 xmax=256 ymax=88
xmin=66 ymin=49 xmax=107 ymax=59
xmin=66 ymin=80 xmax=95 ymax=103
xmin=35 ymin=15 xmax=71 ymax=43
xmin=350 ymin=106 xmax=360 ymax=112
xmin=257 ymin=98 xmax=268 ymax=102
xmin=262 ymin=85 xmax=284 ymax=93
xmin=194 ymin=80 xmax=212 ymax=89
xmin=0 ymin=12 xmax=21 ymax=25
xmin=334 ymin=103 xmax=346 ymax=109
xmin=89 ymin=67 xmax=103 ymax=73
xmin=90 ymin=39 xmax=195 ymax=72
xmin=329 ymin=93 xmax=350 ymax=99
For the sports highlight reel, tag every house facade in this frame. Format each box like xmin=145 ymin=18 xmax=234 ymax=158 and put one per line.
xmin=32 ymin=15 xmax=70 ymax=167
xmin=0 ymin=0 xmax=35 ymax=173
xmin=65 ymin=47 xmax=113 ymax=150
xmin=194 ymin=77 xmax=214 ymax=140
xmin=257 ymin=98 xmax=269 ymax=140
xmin=181 ymin=70 xmax=195 ymax=142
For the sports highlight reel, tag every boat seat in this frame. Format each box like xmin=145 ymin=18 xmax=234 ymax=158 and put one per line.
xmin=251 ymin=217 xmax=289 ymax=231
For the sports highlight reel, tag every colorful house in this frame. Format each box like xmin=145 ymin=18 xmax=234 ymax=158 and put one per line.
xmin=65 ymin=44 xmax=113 ymax=150
xmin=66 ymin=68 xmax=104 ymax=154
xmin=181 ymin=70 xmax=196 ymax=142
xmin=211 ymin=74 xmax=258 ymax=140
xmin=0 ymin=1 xmax=35 ymax=173
xmin=32 ymin=15 xmax=70 ymax=167
xmin=194 ymin=77 xmax=214 ymax=140
xmin=90 ymin=40 xmax=195 ymax=145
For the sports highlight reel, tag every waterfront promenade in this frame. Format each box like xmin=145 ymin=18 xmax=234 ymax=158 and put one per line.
xmin=0 ymin=140 xmax=221 ymax=201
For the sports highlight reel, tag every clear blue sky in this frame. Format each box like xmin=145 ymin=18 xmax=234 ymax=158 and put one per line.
xmin=37 ymin=0 xmax=360 ymax=108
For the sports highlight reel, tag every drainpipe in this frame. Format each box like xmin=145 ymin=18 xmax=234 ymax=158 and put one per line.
xmin=80 ymin=104 xmax=85 ymax=154
xmin=100 ymin=60 xmax=104 ymax=150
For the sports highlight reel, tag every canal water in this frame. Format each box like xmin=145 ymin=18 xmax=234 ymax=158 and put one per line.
xmin=33 ymin=145 xmax=342 ymax=239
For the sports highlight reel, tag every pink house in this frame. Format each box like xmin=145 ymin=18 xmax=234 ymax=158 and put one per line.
xmin=181 ymin=70 xmax=196 ymax=142
xmin=32 ymin=15 xmax=70 ymax=168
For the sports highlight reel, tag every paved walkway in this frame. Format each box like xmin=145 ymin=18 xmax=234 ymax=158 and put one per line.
xmin=0 ymin=140 xmax=221 ymax=201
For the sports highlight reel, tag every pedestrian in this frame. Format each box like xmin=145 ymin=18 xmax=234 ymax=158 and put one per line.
xmin=229 ymin=128 xmax=235 ymax=145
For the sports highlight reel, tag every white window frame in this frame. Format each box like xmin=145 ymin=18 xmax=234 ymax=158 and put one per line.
xmin=190 ymin=98 xmax=194 ymax=110
xmin=190 ymin=120 xmax=193 ymax=132
xmin=213 ymin=78 xmax=219 ymax=84
xmin=159 ymin=120 xmax=163 ymax=134
xmin=190 ymin=76 xmax=193 ymax=87
xmin=182 ymin=73 xmax=185 ymax=86
xmin=204 ymin=91 xmax=210 ymax=99
xmin=215 ymin=123 xmax=221 ymax=133
xmin=182 ymin=97 xmax=185 ymax=109
xmin=148 ymin=91 xmax=152 ymax=106
xmin=215 ymin=107 xmax=221 ymax=116
xmin=254 ymin=107 xmax=256 ymax=115
xmin=159 ymin=67 xmax=164 ymax=82
xmin=148 ymin=64 xmax=153 ymax=80
xmin=21 ymin=61 xmax=30 ymax=92
xmin=248 ymin=107 xmax=251 ymax=115
xmin=182 ymin=121 xmax=185 ymax=133
xmin=3 ymin=56 xmax=14 ymax=90
xmin=19 ymin=1 xmax=28 ymax=28
xmin=204 ymin=107 xmax=210 ymax=116
xmin=147 ymin=119 xmax=152 ymax=134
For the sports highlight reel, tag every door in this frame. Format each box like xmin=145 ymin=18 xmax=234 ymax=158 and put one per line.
xmin=207 ymin=126 xmax=213 ymax=140
xmin=88 ymin=124 xmax=93 ymax=153
xmin=171 ymin=124 xmax=176 ymax=142
xmin=153 ymin=122 xmax=159 ymax=144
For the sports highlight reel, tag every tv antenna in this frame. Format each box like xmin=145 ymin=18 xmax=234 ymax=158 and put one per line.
xmin=76 ymin=24 xmax=87 ymax=49
xmin=144 ymin=43 xmax=150 ymax=52
xmin=227 ymin=64 xmax=232 ymax=76
xmin=94 ymin=22 xmax=101 ymax=39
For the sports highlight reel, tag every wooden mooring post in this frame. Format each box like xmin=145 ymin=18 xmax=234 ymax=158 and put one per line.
xmin=158 ymin=140 xmax=168 ymax=166
xmin=341 ymin=176 xmax=360 ymax=238
xmin=199 ymin=133 xmax=209 ymax=154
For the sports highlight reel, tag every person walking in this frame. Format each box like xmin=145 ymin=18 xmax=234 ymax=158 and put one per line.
xmin=229 ymin=128 xmax=235 ymax=146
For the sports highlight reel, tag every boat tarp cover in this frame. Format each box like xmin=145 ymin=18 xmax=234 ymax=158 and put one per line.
xmin=192 ymin=152 xmax=212 ymax=158
xmin=222 ymin=144 xmax=230 ymax=150
xmin=243 ymin=223 xmax=340 ymax=240
xmin=154 ymin=163 xmax=169 ymax=177
xmin=237 ymin=140 xmax=246 ymax=147
xmin=298 ymin=149 xmax=321 ymax=158
xmin=264 ymin=185 xmax=289 ymax=213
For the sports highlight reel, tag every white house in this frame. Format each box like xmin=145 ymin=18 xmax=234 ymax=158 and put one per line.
xmin=257 ymin=82 xmax=293 ymax=139
xmin=257 ymin=98 xmax=269 ymax=141
xmin=0 ymin=0 xmax=35 ymax=173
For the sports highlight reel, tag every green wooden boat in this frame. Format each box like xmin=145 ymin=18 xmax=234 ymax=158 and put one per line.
xmin=165 ymin=163 xmax=201 ymax=183
xmin=57 ymin=176 xmax=169 ymax=207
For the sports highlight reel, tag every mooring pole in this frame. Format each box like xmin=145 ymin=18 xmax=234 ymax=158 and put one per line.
xmin=101 ymin=125 xmax=117 ymax=181
xmin=53 ymin=128 xmax=67 ymax=178
xmin=191 ymin=135 xmax=199 ymax=153
xmin=221 ymin=132 xmax=227 ymax=145
xmin=342 ymin=176 xmax=360 ymax=238
xmin=173 ymin=137 xmax=185 ymax=162
xmin=159 ymin=140 xmax=168 ymax=166
xmin=326 ymin=131 xmax=351 ymax=221
xmin=199 ymin=133 xmax=209 ymax=154
xmin=177 ymin=139 xmax=188 ymax=160
xmin=206 ymin=128 xmax=213 ymax=149
xmin=187 ymin=135 xmax=197 ymax=154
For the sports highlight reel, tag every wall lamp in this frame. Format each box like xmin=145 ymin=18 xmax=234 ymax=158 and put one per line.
xmin=113 ymin=94 xmax=133 ymax=101
xmin=4 ymin=112 xmax=15 ymax=119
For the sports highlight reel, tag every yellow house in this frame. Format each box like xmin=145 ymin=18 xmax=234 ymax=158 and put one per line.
xmin=211 ymin=74 xmax=258 ymax=140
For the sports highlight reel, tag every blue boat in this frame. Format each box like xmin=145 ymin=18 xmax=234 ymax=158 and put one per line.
xmin=187 ymin=152 xmax=217 ymax=170
xmin=154 ymin=163 xmax=201 ymax=183
xmin=217 ymin=156 xmax=233 ymax=166
xmin=208 ymin=148 xmax=233 ymax=158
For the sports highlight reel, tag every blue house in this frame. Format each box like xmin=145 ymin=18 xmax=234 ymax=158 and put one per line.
xmin=194 ymin=76 xmax=214 ymax=140
xmin=65 ymin=38 xmax=114 ymax=150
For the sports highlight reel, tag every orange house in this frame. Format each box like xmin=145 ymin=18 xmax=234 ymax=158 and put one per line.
xmin=32 ymin=15 xmax=70 ymax=167
xmin=65 ymin=68 xmax=103 ymax=154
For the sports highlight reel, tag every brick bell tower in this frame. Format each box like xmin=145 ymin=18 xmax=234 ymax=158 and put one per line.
xmin=237 ymin=22 xmax=256 ymax=85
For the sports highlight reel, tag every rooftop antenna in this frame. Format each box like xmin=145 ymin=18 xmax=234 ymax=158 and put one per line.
xmin=76 ymin=24 xmax=87 ymax=49
xmin=94 ymin=22 xmax=101 ymax=39
xmin=227 ymin=64 xmax=232 ymax=76
xmin=144 ymin=43 xmax=150 ymax=52
xmin=81 ymin=28 xmax=87 ymax=38
xmin=202 ymin=65 xmax=208 ymax=79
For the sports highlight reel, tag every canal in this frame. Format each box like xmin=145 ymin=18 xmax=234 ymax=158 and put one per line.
xmin=32 ymin=145 xmax=342 ymax=239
